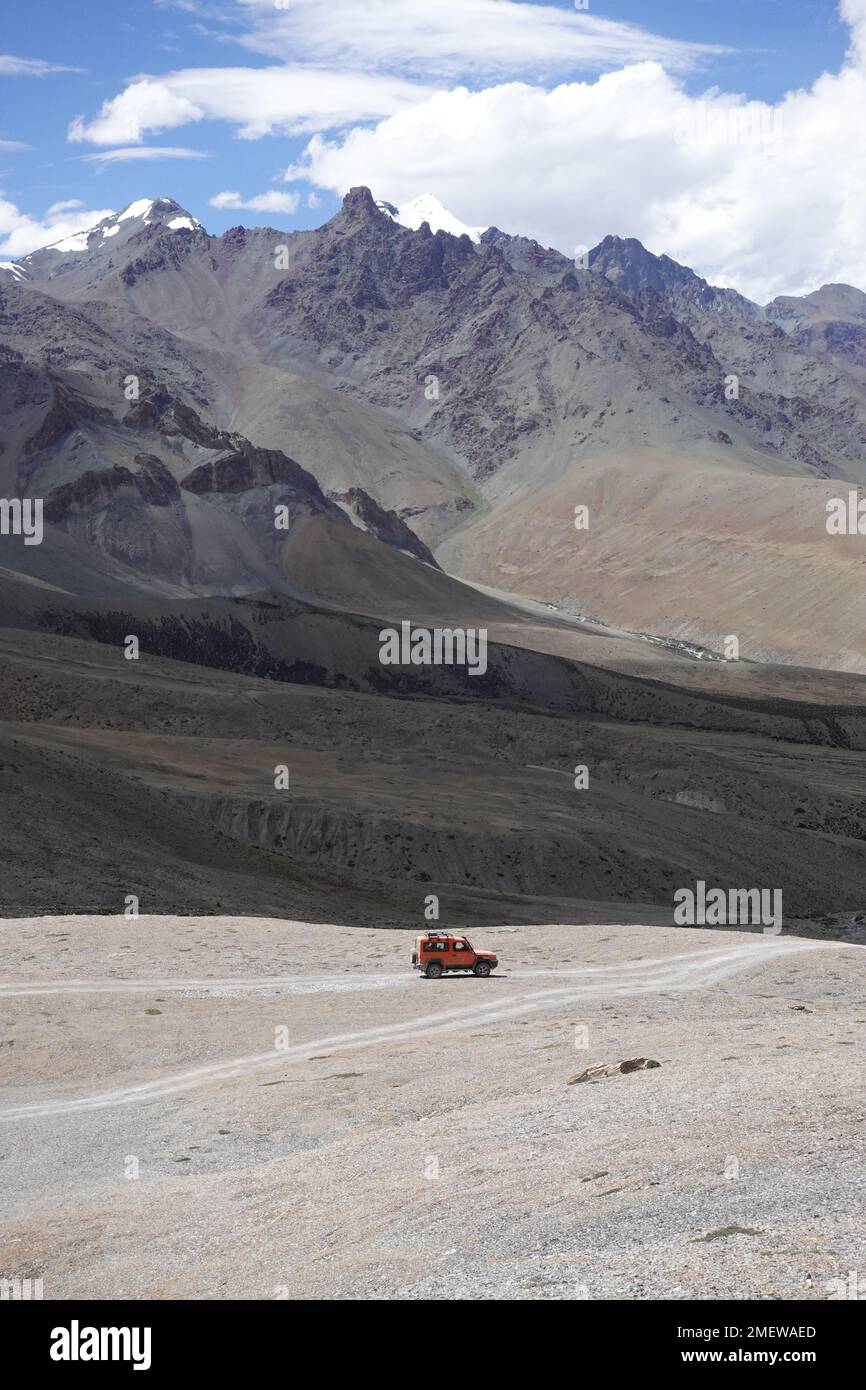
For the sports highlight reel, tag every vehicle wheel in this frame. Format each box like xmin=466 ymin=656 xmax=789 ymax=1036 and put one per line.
xmin=425 ymin=961 xmax=443 ymax=979
xmin=473 ymin=960 xmax=491 ymax=977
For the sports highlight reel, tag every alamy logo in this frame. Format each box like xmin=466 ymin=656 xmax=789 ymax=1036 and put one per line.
xmin=0 ymin=497 xmax=43 ymax=545
xmin=50 ymin=1320 xmax=152 ymax=1371
xmin=674 ymin=880 xmax=782 ymax=932
xmin=674 ymin=102 xmax=783 ymax=147
xmin=0 ymin=1276 xmax=43 ymax=1300
xmin=826 ymin=1270 xmax=866 ymax=1300
xmin=379 ymin=621 xmax=488 ymax=676
xmin=826 ymin=491 xmax=866 ymax=535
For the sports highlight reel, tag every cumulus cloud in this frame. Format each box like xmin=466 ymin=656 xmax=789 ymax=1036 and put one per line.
xmin=0 ymin=196 xmax=114 ymax=259
xmin=68 ymin=81 xmax=203 ymax=145
xmin=283 ymin=3 xmax=866 ymax=301
xmin=209 ymin=189 xmax=300 ymax=213
xmin=842 ymin=0 xmax=866 ymax=60
xmin=80 ymin=146 xmax=208 ymax=168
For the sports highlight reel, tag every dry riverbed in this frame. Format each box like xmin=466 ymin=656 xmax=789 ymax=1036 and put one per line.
xmin=0 ymin=916 xmax=863 ymax=1300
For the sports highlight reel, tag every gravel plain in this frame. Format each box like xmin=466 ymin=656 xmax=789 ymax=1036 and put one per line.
xmin=0 ymin=915 xmax=863 ymax=1300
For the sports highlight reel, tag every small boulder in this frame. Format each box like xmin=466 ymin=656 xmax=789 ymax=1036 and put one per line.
xmin=567 ymin=1057 xmax=661 ymax=1084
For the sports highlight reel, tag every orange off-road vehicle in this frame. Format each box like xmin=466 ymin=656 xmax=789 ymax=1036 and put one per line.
xmin=411 ymin=931 xmax=498 ymax=979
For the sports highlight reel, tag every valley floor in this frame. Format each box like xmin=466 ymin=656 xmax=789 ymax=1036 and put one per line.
xmin=0 ymin=917 xmax=862 ymax=1300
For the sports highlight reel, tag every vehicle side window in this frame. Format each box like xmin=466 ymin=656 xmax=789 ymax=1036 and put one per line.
xmin=454 ymin=941 xmax=467 ymax=951
xmin=427 ymin=940 xmax=448 ymax=951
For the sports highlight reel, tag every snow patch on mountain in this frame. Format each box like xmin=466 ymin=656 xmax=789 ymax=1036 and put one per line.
xmin=50 ymin=229 xmax=93 ymax=253
xmin=375 ymin=194 xmax=486 ymax=243
xmin=118 ymin=198 xmax=157 ymax=224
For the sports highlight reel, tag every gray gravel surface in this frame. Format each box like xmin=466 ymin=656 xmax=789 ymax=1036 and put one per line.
xmin=0 ymin=916 xmax=862 ymax=1300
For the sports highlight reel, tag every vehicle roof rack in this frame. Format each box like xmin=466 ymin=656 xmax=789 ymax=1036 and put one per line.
xmin=424 ymin=930 xmax=456 ymax=937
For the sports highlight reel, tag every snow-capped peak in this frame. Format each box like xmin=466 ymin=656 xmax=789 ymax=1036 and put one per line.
xmin=376 ymin=194 xmax=487 ymax=243
xmin=37 ymin=198 xmax=203 ymax=256
xmin=117 ymin=197 xmax=156 ymax=224
xmin=0 ymin=199 xmax=205 ymax=284
xmin=102 ymin=197 xmax=202 ymax=237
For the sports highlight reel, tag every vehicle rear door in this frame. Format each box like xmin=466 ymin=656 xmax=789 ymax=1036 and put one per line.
xmin=451 ymin=938 xmax=473 ymax=969
xmin=425 ymin=938 xmax=450 ymax=966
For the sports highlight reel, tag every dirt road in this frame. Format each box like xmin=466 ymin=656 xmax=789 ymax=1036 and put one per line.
xmin=0 ymin=937 xmax=828 ymax=1122
xmin=0 ymin=917 xmax=862 ymax=1300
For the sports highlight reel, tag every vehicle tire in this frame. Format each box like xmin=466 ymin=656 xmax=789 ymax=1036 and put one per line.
xmin=473 ymin=960 xmax=492 ymax=977
xmin=425 ymin=961 xmax=444 ymax=979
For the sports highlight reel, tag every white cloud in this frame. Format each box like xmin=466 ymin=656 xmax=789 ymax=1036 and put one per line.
xmin=235 ymin=0 xmax=722 ymax=79
xmin=67 ymin=68 xmax=432 ymax=144
xmin=68 ymin=80 xmax=203 ymax=145
xmin=80 ymin=145 xmax=208 ymax=168
xmin=0 ymin=139 xmax=30 ymax=152
xmin=209 ymin=189 xmax=300 ymax=213
xmin=0 ymin=54 xmax=80 ymax=77
xmin=64 ymin=0 xmax=721 ymax=146
xmin=842 ymin=0 xmax=866 ymax=60
xmin=283 ymin=4 xmax=866 ymax=302
xmin=0 ymin=196 xmax=114 ymax=259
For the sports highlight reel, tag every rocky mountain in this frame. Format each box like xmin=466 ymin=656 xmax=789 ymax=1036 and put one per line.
xmin=588 ymin=235 xmax=762 ymax=323
xmin=765 ymin=283 xmax=866 ymax=367
xmin=5 ymin=190 xmax=866 ymax=932
xmin=591 ymin=235 xmax=866 ymax=375
xmin=0 ymin=197 xmax=203 ymax=289
xmin=3 ymin=188 xmax=866 ymax=667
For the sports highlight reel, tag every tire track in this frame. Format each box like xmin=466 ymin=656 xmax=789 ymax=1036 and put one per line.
xmin=0 ymin=938 xmax=828 ymax=1122
xmin=0 ymin=973 xmax=409 ymax=999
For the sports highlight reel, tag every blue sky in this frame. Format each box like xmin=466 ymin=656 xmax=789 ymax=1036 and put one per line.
xmin=1 ymin=1 xmax=864 ymax=300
